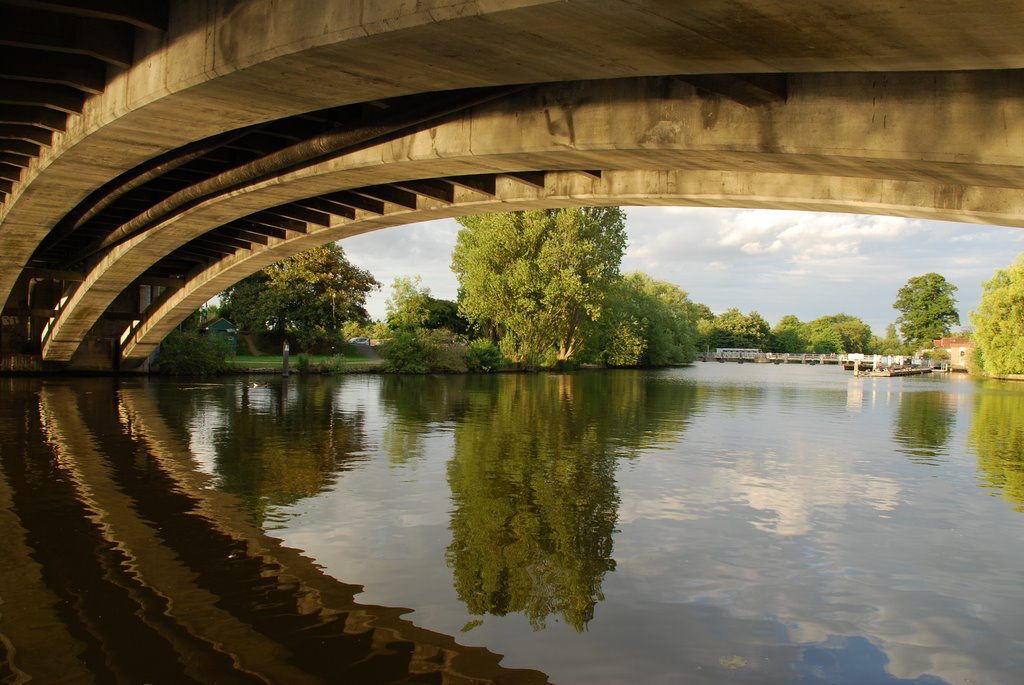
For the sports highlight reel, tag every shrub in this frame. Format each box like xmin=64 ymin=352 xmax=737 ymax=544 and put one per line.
xmin=157 ymin=330 xmax=230 ymax=375
xmin=465 ymin=339 xmax=505 ymax=372
xmin=380 ymin=328 xmax=433 ymax=373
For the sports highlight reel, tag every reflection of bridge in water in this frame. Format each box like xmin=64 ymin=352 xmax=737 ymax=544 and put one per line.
xmin=0 ymin=378 xmax=550 ymax=684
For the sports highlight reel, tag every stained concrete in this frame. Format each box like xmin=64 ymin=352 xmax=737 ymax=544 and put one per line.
xmin=3 ymin=1 xmax=1024 ymax=368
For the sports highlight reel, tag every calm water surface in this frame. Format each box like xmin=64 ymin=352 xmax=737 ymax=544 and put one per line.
xmin=1 ymin=364 xmax=1023 ymax=684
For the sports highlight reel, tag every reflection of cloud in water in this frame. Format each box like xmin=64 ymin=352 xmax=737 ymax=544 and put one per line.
xmin=737 ymin=469 xmax=900 ymax=536
xmin=797 ymin=635 xmax=948 ymax=685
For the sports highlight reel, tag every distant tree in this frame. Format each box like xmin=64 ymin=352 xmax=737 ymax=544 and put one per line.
xmin=424 ymin=298 xmax=469 ymax=335
xmin=871 ymin=323 xmax=906 ymax=355
xmin=687 ymin=301 xmax=716 ymax=353
xmin=220 ymin=243 xmax=379 ymax=351
xmin=807 ymin=313 xmax=872 ymax=353
xmin=385 ymin=275 xmax=432 ymax=329
xmin=452 ymin=207 xmax=627 ymax=364
xmin=804 ymin=318 xmax=845 ymax=354
xmin=893 ymin=273 xmax=960 ymax=348
xmin=771 ymin=315 xmax=807 ymax=353
xmin=708 ymin=308 xmax=771 ymax=350
xmin=178 ymin=302 xmax=219 ymax=332
xmin=687 ymin=301 xmax=715 ymax=323
xmin=971 ymin=255 xmax=1024 ymax=375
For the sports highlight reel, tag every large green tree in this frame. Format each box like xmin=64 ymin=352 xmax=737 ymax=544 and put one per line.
xmin=452 ymin=207 xmax=627 ymax=364
xmin=220 ymin=243 xmax=379 ymax=351
xmin=971 ymin=255 xmax=1024 ymax=375
xmin=893 ymin=272 xmax=960 ymax=348
xmin=586 ymin=272 xmax=698 ymax=367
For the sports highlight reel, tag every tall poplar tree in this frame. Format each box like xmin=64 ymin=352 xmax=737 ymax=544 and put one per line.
xmin=451 ymin=207 xmax=627 ymax=364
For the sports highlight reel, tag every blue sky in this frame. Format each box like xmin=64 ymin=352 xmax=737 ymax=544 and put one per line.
xmin=341 ymin=207 xmax=1024 ymax=336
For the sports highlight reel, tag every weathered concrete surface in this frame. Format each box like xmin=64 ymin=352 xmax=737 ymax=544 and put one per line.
xmin=4 ymin=1 xmax=1024 ymax=367
xmin=121 ymin=166 xmax=1019 ymax=363
xmin=37 ymin=73 xmax=1024 ymax=361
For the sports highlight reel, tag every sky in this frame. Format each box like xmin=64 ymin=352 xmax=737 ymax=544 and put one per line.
xmin=340 ymin=207 xmax=1024 ymax=336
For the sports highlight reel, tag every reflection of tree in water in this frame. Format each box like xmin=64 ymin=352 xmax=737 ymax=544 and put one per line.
xmin=892 ymin=391 xmax=955 ymax=465
xmin=377 ymin=375 xmax=471 ymax=464
xmin=445 ymin=371 xmax=700 ymax=631
xmin=969 ymin=390 xmax=1024 ymax=511
xmin=707 ymin=381 xmax=767 ymax=413
xmin=151 ymin=378 xmax=369 ymax=523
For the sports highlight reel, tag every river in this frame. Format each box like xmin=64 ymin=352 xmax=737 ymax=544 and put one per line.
xmin=1 ymin=364 xmax=1022 ymax=684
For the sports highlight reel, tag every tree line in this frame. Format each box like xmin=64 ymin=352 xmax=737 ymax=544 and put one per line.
xmin=159 ymin=205 xmax=1024 ymax=376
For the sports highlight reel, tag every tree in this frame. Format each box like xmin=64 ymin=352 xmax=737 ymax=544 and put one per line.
xmin=804 ymin=317 xmax=845 ymax=354
xmin=385 ymin=275 xmax=432 ymax=329
xmin=893 ymin=273 xmax=960 ymax=348
xmin=871 ymin=324 xmax=907 ymax=356
xmin=687 ymin=301 xmax=716 ymax=354
xmin=771 ymin=315 xmax=807 ymax=353
xmin=971 ymin=255 xmax=1024 ymax=375
xmin=220 ymin=243 xmax=379 ymax=351
xmin=452 ymin=207 xmax=627 ymax=364
xmin=586 ymin=272 xmax=698 ymax=367
xmin=806 ymin=314 xmax=872 ymax=353
xmin=424 ymin=298 xmax=469 ymax=335
xmin=706 ymin=309 xmax=771 ymax=350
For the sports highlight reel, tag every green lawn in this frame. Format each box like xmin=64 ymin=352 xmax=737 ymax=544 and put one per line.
xmin=226 ymin=352 xmax=380 ymax=371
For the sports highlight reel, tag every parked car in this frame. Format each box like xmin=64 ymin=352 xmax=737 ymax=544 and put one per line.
xmin=347 ymin=337 xmax=370 ymax=345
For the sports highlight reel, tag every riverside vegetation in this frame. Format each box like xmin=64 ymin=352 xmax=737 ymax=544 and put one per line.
xmin=155 ymin=208 xmax=1017 ymax=377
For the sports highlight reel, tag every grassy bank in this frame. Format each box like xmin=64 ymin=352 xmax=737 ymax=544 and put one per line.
xmin=226 ymin=352 xmax=382 ymax=373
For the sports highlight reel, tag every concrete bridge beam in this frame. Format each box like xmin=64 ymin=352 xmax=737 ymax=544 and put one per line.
xmin=4 ymin=2 xmax=1024 ymax=369
xmin=30 ymin=72 xmax=1024 ymax=365
xmin=5 ymin=1 xmax=1024 ymax=312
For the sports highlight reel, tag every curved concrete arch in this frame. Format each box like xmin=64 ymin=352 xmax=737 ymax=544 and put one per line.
xmin=117 ymin=166 xmax=1024 ymax=363
xmin=5 ymin=0 xmax=1024 ymax=314
xmin=40 ymin=74 xmax=1024 ymax=362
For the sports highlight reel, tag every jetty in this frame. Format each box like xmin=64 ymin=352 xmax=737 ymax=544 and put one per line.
xmin=700 ymin=349 xmax=843 ymax=365
xmin=700 ymin=349 xmax=938 ymax=376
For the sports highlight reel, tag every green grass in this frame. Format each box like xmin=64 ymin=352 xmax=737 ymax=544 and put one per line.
xmin=226 ymin=353 xmax=379 ymax=370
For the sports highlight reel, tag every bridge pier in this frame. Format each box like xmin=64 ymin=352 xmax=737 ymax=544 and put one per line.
xmin=1 ymin=276 xmax=160 ymax=373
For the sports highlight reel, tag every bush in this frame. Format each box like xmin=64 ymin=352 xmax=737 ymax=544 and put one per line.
xmin=465 ymin=339 xmax=505 ymax=372
xmin=157 ymin=330 xmax=230 ymax=375
xmin=431 ymin=341 xmax=469 ymax=373
xmin=379 ymin=328 xmax=509 ymax=374
xmin=380 ymin=328 xmax=432 ymax=373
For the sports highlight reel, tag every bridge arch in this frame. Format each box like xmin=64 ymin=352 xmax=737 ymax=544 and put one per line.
xmin=118 ymin=167 xmax=1000 ymax=364
xmin=32 ymin=73 xmax=1024 ymax=365
xmin=3 ymin=2 xmax=1024 ymax=370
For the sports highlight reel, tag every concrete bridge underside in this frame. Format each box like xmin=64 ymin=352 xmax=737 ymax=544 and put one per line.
xmin=2 ymin=1 xmax=1024 ymax=370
